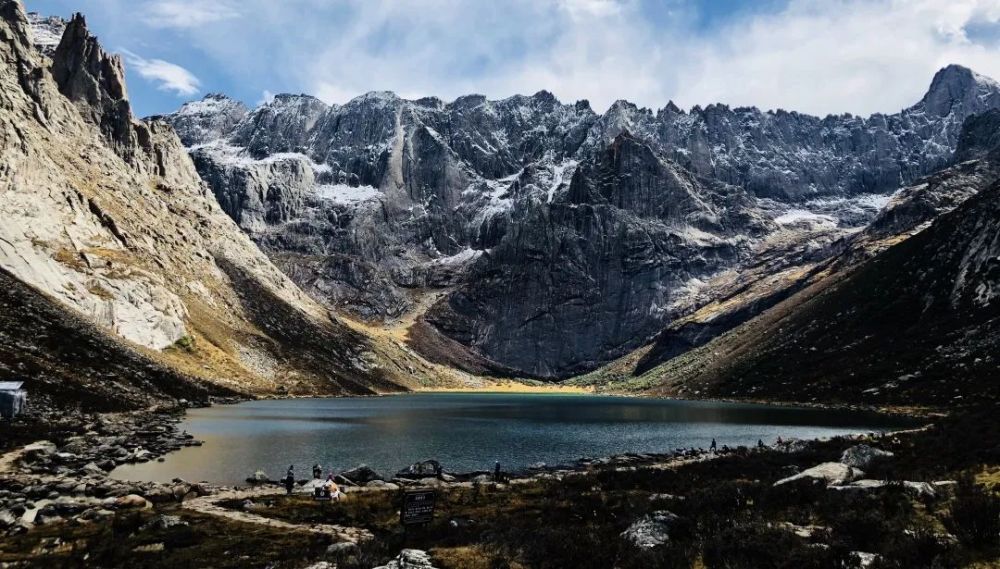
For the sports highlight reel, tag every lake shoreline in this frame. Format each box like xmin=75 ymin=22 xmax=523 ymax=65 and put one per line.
xmin=6 ymin=400 xmax=990 ymax=568
xmin=107 ymin=393 xmax=924 ymax=487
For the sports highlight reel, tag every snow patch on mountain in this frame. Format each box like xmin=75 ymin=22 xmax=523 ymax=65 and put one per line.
xmin=315 ymin=183 xmax=382 ymax=205
xmin=26 ymin=12 xmax=65 ymax=57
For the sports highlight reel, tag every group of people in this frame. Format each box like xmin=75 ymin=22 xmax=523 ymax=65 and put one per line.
xmin=707 ymin=437 xmax=780 ymax=454
xmin=282 ymin=464 xmax=342 ymax=501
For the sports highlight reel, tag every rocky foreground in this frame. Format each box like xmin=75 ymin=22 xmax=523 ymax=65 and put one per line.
xmin=0 ymin=409 xmax=209 ymax=535
xmin=1 ymin=403 xmax=998 ymax=568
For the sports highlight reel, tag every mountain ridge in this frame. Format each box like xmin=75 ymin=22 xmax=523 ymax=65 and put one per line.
xmin=155 ymin=56 xmax=1000 ymax=378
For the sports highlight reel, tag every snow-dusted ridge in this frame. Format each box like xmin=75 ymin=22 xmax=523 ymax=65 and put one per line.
xmin=156 ymin=63 xmax=1000 ymax=378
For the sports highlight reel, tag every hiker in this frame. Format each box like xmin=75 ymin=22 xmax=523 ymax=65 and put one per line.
xmin=325 ymin=474 xmax=341 ymax=501
xmin=494 ymin=460 xmax=501 ymax=482
xmin=776 ymin=436 xmax=783 ymax=445
xmin=284 ymin=465 xmax=295 ymax=495
xmin=710 ymin=438 xmax=717 ymax=452
xmin=757 ymin=439 xmax=765 ymax=449
xmin=312 ymin=463 xmax=322 ymax=479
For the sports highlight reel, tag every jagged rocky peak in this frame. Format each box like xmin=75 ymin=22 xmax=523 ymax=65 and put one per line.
xmin=919 ymin=64 xmax=1000 ymax=117
xmin=234 ymin=93 xmax=329 ymax=157
xmin=49 ymin=12 xmax=156 ymax=166
xmin=166 ymin=93 xmax=249 ymax=147
xmin=52 ymin=13 xmax=128 ymax=118
xmin=25 ymin=11 xmax=64 ymax=56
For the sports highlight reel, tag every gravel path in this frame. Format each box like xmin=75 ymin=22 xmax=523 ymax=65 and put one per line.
xmin=181 ymin=487 xmax=373 ymax=543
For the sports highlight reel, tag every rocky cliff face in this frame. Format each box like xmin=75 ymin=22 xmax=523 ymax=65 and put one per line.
xmin=0 ymin=1 xmax=457 ymax=407
xmin=573 ymin=106 xmax=1000 ymax=404
xmin=161 ymin=36 xmax=1000 ymax=377
xmin=629 ymin=175 xmax=1000 ymax=406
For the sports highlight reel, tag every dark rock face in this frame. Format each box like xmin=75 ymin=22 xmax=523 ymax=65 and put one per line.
xmin=51 ymin=14 xmax=154 ymax=165
xmin=160 ymin=65 xmax=1000 ymax=378
xmin=681 ymin=177 xmax=1000 ymax=406
xmin=426 ymin=134 xmax=766 ymax=376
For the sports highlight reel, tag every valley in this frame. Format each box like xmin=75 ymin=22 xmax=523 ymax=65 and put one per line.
xmin=0 ymin=1 xmax=999 ymax=567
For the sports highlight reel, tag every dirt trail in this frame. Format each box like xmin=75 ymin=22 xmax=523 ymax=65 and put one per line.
xmin=182 ymin=487 xmax=373 ymax=543
xmin=0 ymin=446 xmax=26 ymax=474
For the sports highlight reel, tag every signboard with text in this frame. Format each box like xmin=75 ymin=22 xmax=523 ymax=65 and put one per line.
xmin=400 ymin=490 xmax=436 ymax=525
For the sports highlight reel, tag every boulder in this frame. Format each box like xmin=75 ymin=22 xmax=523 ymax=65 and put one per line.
xmin=396 ymin=460 xmax=443 ymax=479
xmin=340 ymin=464 xmax=383 ymax=484
xmin=22 ymin=441 xmax=57 ymax=459
xmin=373 ymin=549 xmax=438 ymax=569
xmin=830 ymin=479 xmax=940 ymax=498
xmin=326 ymin=541 xmax=359 ymax=555
xmin=115 ymin=494 xmax=151 ymax=509
xmin=851 ymin=552 xmax=879 ymax=568
xmin=840 ymin=445 xmax=894 ymax=469
xmin=142 ymin=515 xmax=187 ymax=530
xmin=171 ymin=484 xmax=192 ymax=501
xmin=144 ymin=486 xmax=175 ymax=504
xmin=774 ymin=462 xmax=863 ymax=486
xmin=622 ymin=511 xmax=680 ymax=548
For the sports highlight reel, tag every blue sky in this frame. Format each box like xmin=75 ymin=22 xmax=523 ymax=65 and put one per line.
xmin=24 ymin=0 xmax=1000 ymax=118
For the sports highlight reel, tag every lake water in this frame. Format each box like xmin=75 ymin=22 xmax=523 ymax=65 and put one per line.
xmin=112 ymin=393 xmax=916 ymax=485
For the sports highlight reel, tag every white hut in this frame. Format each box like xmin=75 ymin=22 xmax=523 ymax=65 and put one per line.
xmin=0 ymin=382 xmax=26 ymax=419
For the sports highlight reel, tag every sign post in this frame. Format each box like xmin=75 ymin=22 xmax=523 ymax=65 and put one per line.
xmin=400 ymin=489 xmax=436 ymax=526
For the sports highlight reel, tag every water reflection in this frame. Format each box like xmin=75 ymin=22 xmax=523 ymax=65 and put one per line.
xmin=113 ymin=393 xmax=916 ymax=485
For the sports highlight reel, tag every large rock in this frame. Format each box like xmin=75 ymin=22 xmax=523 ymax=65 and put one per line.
xmin=373 ymin=549 xmax=438 ymax=569
xmin=114 ymin=494 xmax=151 ymax=509
xmin=840 ymin=445 xmax=894 ymax=470
xmin=339 ymin=465 xmax=383 ymax=484
xmin=396 ymin=460 xmax=443 ymax=479
xmin=774 ymin=462 xmax=863 ymax=486
xmin=621 ymin=511 xmax=680 ymax=548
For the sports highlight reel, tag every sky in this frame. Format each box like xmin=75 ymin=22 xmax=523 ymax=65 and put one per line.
xmin=23 ymin=0 xmax=1000 ymax=118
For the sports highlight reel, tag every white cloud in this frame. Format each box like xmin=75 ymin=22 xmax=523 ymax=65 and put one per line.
xmin=258 ymin=90 xmax=276 ymax=106
xmin=73 ymin=0 xmax=1000 ymax=117
xmin=120 ymin=49 xmax=201 ymax=96
xmin=143 ymin=0 xmax=240 ymax=29
xmin=669 ymin=0 xmax=1000 ymax=116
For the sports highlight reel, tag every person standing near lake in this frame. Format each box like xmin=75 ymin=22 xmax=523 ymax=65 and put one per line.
xmin=710 ymin=438 xmax=717 ymax=453
xmin=494 ymin=460 xmax=501 ymax=482
xmin=284 ymin=465 xmax=295 ymax=495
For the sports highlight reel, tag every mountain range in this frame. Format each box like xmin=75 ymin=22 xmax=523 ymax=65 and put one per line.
xmin=2 ymin=2 xmax=999 ymax=410
xmin=159 ymin=57 xmax=1000 ymax=379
